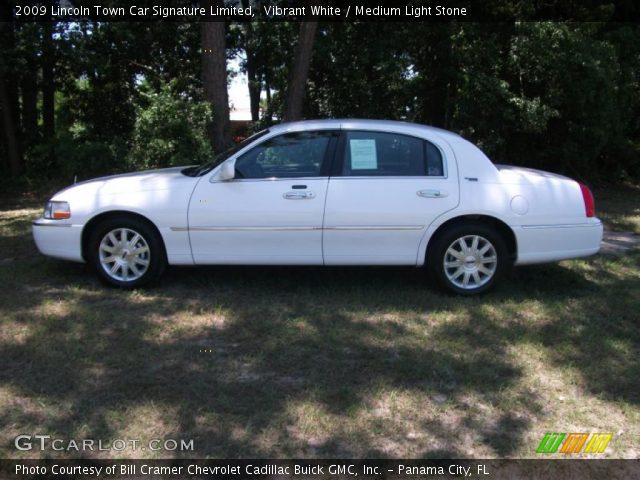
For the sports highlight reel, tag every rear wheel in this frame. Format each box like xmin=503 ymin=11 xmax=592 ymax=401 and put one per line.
xmin=88 ymin=216 xmax=166 ymax=288
xmin=428 ymin=222 xmax=509 ymax=295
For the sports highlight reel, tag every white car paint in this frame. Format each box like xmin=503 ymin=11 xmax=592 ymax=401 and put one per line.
xmin=188 ymin=177 xmax=330 ymax=264
xmin=322 ymin=121 xmax=460 ymax=265
xmin=33 ymin=119 xmax=603 ymax=290
xmin=34 ymin=167 xmax=197 ymax=264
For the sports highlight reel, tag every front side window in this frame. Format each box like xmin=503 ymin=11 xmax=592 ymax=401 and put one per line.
xmin=342 ymin=131 xmax=444 ymax=177
xmin=235 ymin=131 xmax=333 ymax=179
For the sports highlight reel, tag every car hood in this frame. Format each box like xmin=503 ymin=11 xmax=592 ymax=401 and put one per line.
xmin=52 ymin=166 xmax=196 ymax=198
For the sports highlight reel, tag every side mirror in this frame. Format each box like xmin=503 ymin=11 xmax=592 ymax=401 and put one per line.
xmin=216 ymin=160 xmax=235 ymax=181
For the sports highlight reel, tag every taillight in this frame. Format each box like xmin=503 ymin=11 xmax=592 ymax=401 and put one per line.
xmin=578 ymin=183 xmax=595 ymax=218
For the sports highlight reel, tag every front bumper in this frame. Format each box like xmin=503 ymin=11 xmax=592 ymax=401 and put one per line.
xmin=32 ymin=220 xmax=85 ymax=263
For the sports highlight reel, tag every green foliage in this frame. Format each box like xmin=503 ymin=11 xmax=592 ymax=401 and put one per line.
xmin=2 ymin=16 xmax=639 ymax=183
xmin=502 ymin=22 xmax=622 ymax=177
xmin=25 ymin=134 xmax=128 ymax=182
xmin=307 ymin=23 xmax=414 ymax=120
xmin=127 ymin=82 xmax=213 ymax=170
xmin=305 ymin=21 xmax=640 ymax=181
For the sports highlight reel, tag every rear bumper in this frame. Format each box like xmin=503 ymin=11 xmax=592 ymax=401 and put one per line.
xmin=514 ymin=219 xmax=603 ymax=265
xmin=32 ymin=220 xmax=84 ymax=263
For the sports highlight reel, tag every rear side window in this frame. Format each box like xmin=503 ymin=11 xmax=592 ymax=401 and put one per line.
xmin=235 ymin=131 xmax=333 ymax=179
xmin=341 ymin=131 xmax=444 ymax=177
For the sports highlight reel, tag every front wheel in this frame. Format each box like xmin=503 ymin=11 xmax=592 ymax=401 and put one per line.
xmin=88 ymin=217 xmax=166 ymax=288
xmin=427 ymin=223 xmax=509 ymax=295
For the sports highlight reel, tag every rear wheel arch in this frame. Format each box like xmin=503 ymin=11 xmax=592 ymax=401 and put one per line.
xmin=426 ymin=214 xmax=517 ymax=264
xmin=425 ymin=215 xmax=517 ymax=294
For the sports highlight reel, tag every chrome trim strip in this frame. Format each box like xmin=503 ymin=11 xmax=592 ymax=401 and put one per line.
xmin=32 ymin=221 xmax=74 ymax=228
xmin=325 ymin=225 xmax=424 ymax=231
xmin=211 ymin=177 xmax=329 ymax=184
xmin=172 ymin=225 xmax=424 ymax=232
xmin=326 ymin=176 xmax=448 ymax=180
xmin=521 ymin=222 xmax=602 ymax=229
xmin=212 ymin=175 xmax=448 ymax=182
xmin=171 ymin=226 xmax=321 ymax=232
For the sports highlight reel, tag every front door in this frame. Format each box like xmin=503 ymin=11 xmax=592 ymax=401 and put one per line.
xmin=188 ymin=130 xmax=337 ymax=264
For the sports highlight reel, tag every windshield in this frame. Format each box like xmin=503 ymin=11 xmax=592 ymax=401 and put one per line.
xmin=182 ymin=129 xmax=270 ymax=177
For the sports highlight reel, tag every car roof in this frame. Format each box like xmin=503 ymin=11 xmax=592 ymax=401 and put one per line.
xmin=265 ymin=119 xmax=496 ymax=178
xmin=269 ymin=118 xmax=462 ymax=142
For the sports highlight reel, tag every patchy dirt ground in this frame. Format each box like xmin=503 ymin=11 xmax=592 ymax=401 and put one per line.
xmin=601 ymin=230 xmax=640 ymax=256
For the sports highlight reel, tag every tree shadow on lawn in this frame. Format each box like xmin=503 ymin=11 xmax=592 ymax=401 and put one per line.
xmin=518 ymin=259 xmax=640 ymax=405
xmin=0 ymin=253 xmax=638 ymax=458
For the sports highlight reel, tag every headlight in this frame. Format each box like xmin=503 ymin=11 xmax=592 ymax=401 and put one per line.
xmin=43 ymin=201 xmax=71 ymax=220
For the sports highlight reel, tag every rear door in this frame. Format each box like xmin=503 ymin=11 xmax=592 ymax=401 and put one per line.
xmin=322 ymin=129 xmax=459 ymax=265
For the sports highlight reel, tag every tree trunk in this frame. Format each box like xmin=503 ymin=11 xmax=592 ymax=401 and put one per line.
xmin=21 ymin=71 xmax=38 ymax=145
xmin=241 ymin=0 xmax=260 ymax=122
xmin=265 ymin=74 xmax=271 ymax=108
xmin=17 ymin=24 xmax=39 ymax=145
xmin=283 ymin=21 xmax=318 ymax=122
xmin=42 ymin=21 xmax=55 ymax=140
xmin=246 ymin=41 xmax=260 ymax=122
xmin=0 ymin=19 xmax=22 ymax=175
xmin=263 ymin=47 xmax=272 ymax=123
xmin=0 ymin=70 xmax=22 ymax=176
xmin=201 ymin=1 xmax=232 ymax=153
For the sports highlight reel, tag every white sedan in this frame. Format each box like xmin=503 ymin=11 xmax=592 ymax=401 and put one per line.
xmin=33 ymin=119 xmax=602 ymax=294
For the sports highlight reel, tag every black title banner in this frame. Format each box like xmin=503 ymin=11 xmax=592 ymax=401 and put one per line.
xmin=7 ymin=0 xmax=640 ymax=22
xmin=2 ymin=459 xmax=640 ymax=480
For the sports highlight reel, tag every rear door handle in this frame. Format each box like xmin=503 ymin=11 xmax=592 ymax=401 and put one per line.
xmin=284 ymin=191 xmax=316 ymax=200
xmin=417 ymin=189 xmax=448 ymax=198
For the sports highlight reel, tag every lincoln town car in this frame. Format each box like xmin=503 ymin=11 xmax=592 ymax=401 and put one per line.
xmin=33 ymin=119 xmax=603 ymax=294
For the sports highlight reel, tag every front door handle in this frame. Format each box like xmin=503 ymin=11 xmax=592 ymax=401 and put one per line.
xmin=417 ymin=189 xmax=448 ymax=198
xmin=284 ymin=191 xmax=316 ymax=200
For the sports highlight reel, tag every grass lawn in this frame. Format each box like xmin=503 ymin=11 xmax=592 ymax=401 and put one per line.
xmin=0 ymin=185 xmax=638 ymax=459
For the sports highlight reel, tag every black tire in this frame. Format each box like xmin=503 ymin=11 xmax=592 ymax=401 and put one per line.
xmin=87 ymin=216 xmax=166 ymax=288
xmin=427 ymin=222 xmax=510 ymax=295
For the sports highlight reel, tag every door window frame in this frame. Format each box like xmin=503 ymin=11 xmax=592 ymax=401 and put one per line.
xmin=211 ymin=130 xmax=340 ymax=182
xmin=331 ymin=129 xmax=448 ymax=179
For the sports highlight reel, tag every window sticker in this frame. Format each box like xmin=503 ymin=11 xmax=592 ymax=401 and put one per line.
xmin=349 ymin=139 xmax=378 ymax=170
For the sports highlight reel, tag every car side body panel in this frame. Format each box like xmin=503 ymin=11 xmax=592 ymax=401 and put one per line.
xmin=415 ymin=134 xmax=602 ymax=266
xmin=187 ymin=177 xmax=329 ymax=264
xmin=34 ymin=167 xmax=198 ymax=265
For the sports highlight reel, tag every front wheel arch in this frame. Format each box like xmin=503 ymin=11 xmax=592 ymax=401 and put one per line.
xmin=82 ymin=211 xmax=167 ymax=265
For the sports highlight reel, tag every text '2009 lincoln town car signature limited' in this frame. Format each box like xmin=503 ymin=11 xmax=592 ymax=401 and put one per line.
xmin=33 ymin=119 xmax=602 ymax=294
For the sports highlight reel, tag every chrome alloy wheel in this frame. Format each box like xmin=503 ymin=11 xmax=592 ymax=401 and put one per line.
xmin=98 ymin=228 xmax=150 ymax=282
xmin=443 ymin=235 xmax=498 ymax=290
